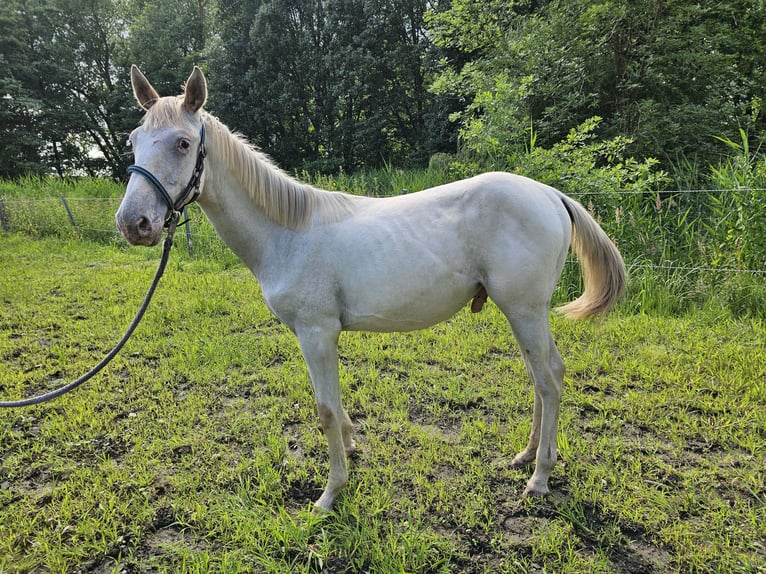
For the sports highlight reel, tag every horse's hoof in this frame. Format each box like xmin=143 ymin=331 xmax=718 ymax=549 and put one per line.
xmin=509 ymin=452 xmax=535 ymax=469
xmin=522 ymin=483 xmax=550 ymax=498
xmin=311 ymin=504 xmax=330 ymax=516
xmin=313 ymin=489 xmax=338 ymax=513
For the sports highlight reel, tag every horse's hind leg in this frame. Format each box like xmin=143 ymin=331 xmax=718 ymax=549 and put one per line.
xmin=509 ymin=386 xmax=541 ymax=468
xmin=509 ymin=331 xmax=564 ymax=469
xmin=340 ymin=407 xmax=356 ymax=455
xmin=502 ymin=308 xmax=565 ymax=496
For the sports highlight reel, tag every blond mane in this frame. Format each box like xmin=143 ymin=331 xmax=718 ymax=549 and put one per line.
xmin=141 ymin=97 xmax=354 ymax=230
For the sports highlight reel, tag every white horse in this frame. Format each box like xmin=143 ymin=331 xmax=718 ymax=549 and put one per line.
xmin=117 ymin=66 xmax=626 ymax=511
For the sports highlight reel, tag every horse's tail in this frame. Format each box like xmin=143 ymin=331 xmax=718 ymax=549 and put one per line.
xmin=555 ymin=193 xmax=626 ymax=319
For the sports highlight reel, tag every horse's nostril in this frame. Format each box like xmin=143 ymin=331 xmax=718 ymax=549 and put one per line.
xmin=137 ymin=216 xmax=152 ymax=236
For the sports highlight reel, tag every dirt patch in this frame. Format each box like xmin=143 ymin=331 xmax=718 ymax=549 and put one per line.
xmin=83 ymin=506 xmax=210 ymax=574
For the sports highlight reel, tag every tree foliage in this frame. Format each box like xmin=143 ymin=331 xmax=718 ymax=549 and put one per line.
xmin=0 ymin=0 xmax=212 ymax=179
xmin=430 ymin=0 xmax=766 ymax=165
xmin=1 ymin=0 xmax=765 ymax=178
xmin=209 ymin=0 xmax=450 ymax=172
xmin=0 ymin=0 xmax=136 ymax=178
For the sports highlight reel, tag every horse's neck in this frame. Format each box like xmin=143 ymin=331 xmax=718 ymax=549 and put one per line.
xmin=196 ymin=148 xmax=288 ymax=275
xmin=195 ymin=115 xmax=358 ymax=273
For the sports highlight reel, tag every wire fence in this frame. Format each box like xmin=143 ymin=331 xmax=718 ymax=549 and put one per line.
xmin=0 ymin=190 xmax=764 ymax=277
xmin=577 ymin=187 xmax=766 ymax=196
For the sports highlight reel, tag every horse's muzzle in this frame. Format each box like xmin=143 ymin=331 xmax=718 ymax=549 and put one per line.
xmin=116 ymin=212 xmax=164 ymax=246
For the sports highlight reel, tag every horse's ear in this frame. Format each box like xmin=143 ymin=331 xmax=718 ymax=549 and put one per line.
xmin=183 ymin=66 xmax=207 ymax=114
xmin=131 ymin=65 xmax=160 ymax=111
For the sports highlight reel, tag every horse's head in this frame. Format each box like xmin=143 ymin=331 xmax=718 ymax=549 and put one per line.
xmin=116 ymin=66 xmax=208 ymax=246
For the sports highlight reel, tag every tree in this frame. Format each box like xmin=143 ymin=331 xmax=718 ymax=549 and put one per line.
xmin=2 ymin=0 xmax=454 ymax=178
xmin=0 ymin=0 xmax=57 ymax=177
xmin=0 ymin=0 xmax=220 ymax=179
xmin=125 ymin=0 xmax=212 ymax=94
xmin=0 ymin=0 xmax=135 ymax=178
xmin=210 ymin=0 xmax=451 ymax=173
xmin=428 ymin=0 xmax=766 ymax=166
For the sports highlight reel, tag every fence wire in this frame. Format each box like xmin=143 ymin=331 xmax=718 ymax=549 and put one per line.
xmin=1 ymin=191 xmax=764 ymax=276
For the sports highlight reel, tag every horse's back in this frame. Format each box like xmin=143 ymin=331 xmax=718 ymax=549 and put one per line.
xmin=361 ymin=171 xmax=569 ymax=233
xmin=373 ymin=171 xmax=572 ymax=264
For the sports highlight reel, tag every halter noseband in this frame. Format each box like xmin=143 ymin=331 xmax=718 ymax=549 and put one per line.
xmin=127 ymin=124 xmax=207 ymax=227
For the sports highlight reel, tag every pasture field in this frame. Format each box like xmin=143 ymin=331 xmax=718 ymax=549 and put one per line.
xmin=0 ymin=234 xmax=764 ymax=573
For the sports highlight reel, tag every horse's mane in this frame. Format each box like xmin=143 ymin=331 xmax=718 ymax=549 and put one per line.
xmin=141 ymin=97 xmax=354 ymax=229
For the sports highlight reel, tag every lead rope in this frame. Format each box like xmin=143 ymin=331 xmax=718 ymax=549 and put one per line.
xmin=0 ymin=213 xmax=181 ymax=408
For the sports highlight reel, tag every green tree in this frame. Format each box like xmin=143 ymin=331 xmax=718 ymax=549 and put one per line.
xmin=429 ymin=0 xmax=766 ymax=167
xmin=0 ymin=0 xmax=135 ymax=178
xmin=210 ymin=0 xmax=449 ymax=172
xmin=0 ymin=2 xmax=48 ymax=177
xmin=125 ymin=0 xmax=212 ymax=94
xmin=0 ymin=0 xmax=67 ymax=177
xmin=0 ymin=0 xmax=219 ymax=179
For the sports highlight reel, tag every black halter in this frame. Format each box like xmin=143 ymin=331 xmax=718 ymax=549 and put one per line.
xmin=127 ymin=124 xmax=207 ymax=227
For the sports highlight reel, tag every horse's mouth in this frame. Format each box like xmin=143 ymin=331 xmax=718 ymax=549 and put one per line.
xmin=131 ymin=235 xmax=162 ymax=247
xmin=116 ymin=218 xmax=163 ymax=247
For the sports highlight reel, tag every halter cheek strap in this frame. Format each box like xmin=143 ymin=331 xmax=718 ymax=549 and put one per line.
xmin=127 ymin=124 xmax=207 ymax=227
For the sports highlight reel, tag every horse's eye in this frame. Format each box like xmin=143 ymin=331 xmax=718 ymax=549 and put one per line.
xmin=178 ymin=139 xmax=191 ymax=152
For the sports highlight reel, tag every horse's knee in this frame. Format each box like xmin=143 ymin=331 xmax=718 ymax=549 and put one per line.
xmin=317 ymin=403 xmax=339 ymax=431
xmin=535 ymin=377 xmax=562 ymax=401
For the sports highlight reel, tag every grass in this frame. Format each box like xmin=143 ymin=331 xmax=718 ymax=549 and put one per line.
xmin=0 ymin=234 xmax=764 ymax=573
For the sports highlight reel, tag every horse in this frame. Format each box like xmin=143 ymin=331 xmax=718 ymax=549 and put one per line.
xmin=116 ymin=66 xmax=626 ymax=512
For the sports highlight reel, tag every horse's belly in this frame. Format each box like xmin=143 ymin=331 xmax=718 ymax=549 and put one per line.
xmin=341 ymin=280 xmax=478 ymax=332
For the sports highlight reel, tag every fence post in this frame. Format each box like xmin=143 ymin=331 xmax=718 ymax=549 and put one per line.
xmin=0 ymin=199 xmax=8 ymax=232
xmin=183 ymin=205 xmax=193 ymax=256
xmin=61 ymin=197 xmax=77 ymax=228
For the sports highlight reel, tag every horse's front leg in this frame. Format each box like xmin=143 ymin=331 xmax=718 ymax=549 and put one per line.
xmin=296 ymin=322 xmax=353 ymax=511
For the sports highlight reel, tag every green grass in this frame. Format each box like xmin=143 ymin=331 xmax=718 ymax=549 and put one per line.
xmin=0 ymin=234 xmax=764 ymax=573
